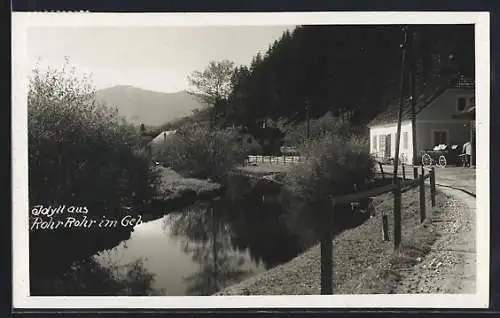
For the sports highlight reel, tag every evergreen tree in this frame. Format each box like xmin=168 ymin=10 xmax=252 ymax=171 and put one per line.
xmin=224 ymin=24 xmax=474 ymax=135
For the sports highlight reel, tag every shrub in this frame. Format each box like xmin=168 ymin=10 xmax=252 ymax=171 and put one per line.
xmin=29 ymin=61 xmax=157 ymax=211
xmin=281 ymin=111 xmax=353 ymax=147
xmin=153 ymin=122 xmax=247 ymax=182
xmin=281 ymin=132 xmax=376 ymax=235
xmin=28 ymin=60 xmax=159 ymax=274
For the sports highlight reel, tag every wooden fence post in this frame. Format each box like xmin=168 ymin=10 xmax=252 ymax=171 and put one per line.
xmin=379 ymin=162 xmax=385 ymax=180
xmin=430 ymin=167 xmax=436 ymax=207
xmin=413 ymin=166 xmax=418 ymax=179
xmin=393 ymin=180 xmax=402 ymax=249
xmin=320 ymin=201 xmax=334 ymax=295
xmin=382 ymin=214 xmax=390 ymax=241
xmin=402 ymin=163 xmax=406 ymax=180
xmin=419 ymin=171 xmax=426 ymax=223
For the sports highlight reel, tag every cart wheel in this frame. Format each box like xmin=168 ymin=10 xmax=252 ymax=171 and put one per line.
xmin=438 ymin=155 xmax=447 ymax=168
xmin=422 ymin=153 xmax=432 ymax=167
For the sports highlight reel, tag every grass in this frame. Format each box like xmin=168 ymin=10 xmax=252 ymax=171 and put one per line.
xmin=334 ymin=185 xmax=446 ymax=294
xmin=342 ymin=217 xmax=441 ymax=294
xmin=153 ymin=166 xmax=222 ymax=201
xmin=216 ymin=185 xmax=450 ymax=295
xmin=233 ymin=162 xmax=295 ymax=176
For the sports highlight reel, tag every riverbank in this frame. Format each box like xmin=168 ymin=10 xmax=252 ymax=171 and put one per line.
xmin=153 ymin=166 xmax=223 ymax=201
xmin=215 ymin=186 xmax=453 ymax=295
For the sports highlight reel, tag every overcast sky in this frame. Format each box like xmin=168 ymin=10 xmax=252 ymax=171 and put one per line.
xmin=28 ymin=26 xmax=296 ymax=93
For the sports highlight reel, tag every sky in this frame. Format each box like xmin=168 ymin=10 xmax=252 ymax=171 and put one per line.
xmin=28 ymin=26 xmax=296 ymax=93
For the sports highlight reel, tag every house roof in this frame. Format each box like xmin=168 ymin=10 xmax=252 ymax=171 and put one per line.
xmin=151 ymin=130 xmax=177 ymax=142
xmin=367 ymin=74 xmax=474 ymax=127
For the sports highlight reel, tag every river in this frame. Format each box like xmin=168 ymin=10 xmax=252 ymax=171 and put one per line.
xmin=92 ymin=174 xmax=315 ymax=296
xmin=30 ymin=173 xmax=375 ymax=296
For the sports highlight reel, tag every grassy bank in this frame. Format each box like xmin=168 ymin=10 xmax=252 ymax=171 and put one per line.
xmin=215 ymin=185 xmax=449 ymax=295
xmin=153 ymin=166 xmax=222 ymax=201
xmin=233 ymin=162 xmax=295 ymax=176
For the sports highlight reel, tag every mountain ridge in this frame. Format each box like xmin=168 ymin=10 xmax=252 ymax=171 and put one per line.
xmin=95 ymin=85 xmax=207 ymax=127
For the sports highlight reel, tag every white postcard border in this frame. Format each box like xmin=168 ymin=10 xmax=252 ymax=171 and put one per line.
xmin=12 ymin=11 xmax=490 ymax=309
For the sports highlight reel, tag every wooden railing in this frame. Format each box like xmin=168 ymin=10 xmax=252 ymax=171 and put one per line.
xmin=331 ymin=163 xmax=436 ymax=250
xmin=246 ymin=155 xmax=305 ymax=164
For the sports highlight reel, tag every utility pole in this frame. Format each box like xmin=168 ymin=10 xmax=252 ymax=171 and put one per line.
xmin=393 ymin=26 xmax=409 ymax=183
xmin=408 ymin=26 xmax=418 ymax=167
xmin=305 ymin=100 xmax=311 ymax=140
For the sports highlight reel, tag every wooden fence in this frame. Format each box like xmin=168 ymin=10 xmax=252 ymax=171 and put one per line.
xmin=246 ymin=155 xmax=305 ymax=165
xmin=331 ymin=163 xmax=436 ymax=250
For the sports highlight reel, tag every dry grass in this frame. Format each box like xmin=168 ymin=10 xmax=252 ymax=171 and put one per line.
xmin=334 ymin=186 xmax=447 ymax=294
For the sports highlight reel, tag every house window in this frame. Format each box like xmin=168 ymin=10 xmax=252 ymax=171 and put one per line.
xmin=379 ymin=135 xmax=385 ymax=153
xmin=403 ymin=132 xmax=408 ymax=149
xmin=372 ymin=135 xmax=377 ymax=152
xmin=432 ymin=130 xmax=448 ymax=146
xmin=457 ymin=97 xmax=467 ymax=112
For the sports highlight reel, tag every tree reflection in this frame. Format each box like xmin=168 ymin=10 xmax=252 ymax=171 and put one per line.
xmin=30 ymin=255 xmax=164 ymax=296
xmin=166 ymin=202 xmax=253 ymax=295
xmin=223 ymin=188 xmax=314 ymax=270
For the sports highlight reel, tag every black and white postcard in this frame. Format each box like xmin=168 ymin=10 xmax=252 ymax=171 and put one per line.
xmin=12 ymin=11 xmax=490 ymax=309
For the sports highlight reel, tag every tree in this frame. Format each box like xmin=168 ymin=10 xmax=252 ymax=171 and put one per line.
xmin=188 ymin=60 xmax=236 ymax=127
xmin=188 ymin=59 xmax=235 ymax=105
xmin=226 ymin=24 xmax=475 ymax=132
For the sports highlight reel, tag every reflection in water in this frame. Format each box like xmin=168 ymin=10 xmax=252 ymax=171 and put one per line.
xmin=30 ymin=255 xmax=163 ymax=296
xmin=166 ymin=202 xmax=255 ymax=295
xmin=90 ymin=174 xmax=315 ymax=296
xmin=32 ymin=174 xmax=374 ymax=296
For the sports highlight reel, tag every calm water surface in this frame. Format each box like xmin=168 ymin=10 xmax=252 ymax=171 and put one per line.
xmin=94 ymin=176 xmax=313 ymax=296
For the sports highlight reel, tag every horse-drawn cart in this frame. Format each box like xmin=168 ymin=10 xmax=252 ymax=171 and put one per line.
xmin=420 ymin=144 xmax=464 ymax=168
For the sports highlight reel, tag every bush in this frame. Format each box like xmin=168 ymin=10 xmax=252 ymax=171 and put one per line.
xmin=281 ymin=133 xmax=376 ymax=235
xmin=28 ymin=60 xmax=159 ymax=274
xmin=29 ymin=61 xmax=157 ymax=210
xmin=280 ymin=111 xmax=353 ymax=147
xmin=153 ymin=122 xmax=247 ymax=182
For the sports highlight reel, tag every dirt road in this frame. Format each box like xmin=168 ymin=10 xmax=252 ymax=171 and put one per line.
xmin=395 ymin=186 xmax=476 ymax=293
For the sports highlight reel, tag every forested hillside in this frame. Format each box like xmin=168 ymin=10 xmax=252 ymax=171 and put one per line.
xmin=218 ymin=25 xmax=474 ymax=132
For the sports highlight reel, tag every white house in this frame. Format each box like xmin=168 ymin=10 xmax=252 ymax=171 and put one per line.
xmin=151 ymin=130 xmax=177 ymax=144
xmin=368 ymin=75 xmax=474 ymax=165
xmin=149 ymin=130 xmax=178 ymax=155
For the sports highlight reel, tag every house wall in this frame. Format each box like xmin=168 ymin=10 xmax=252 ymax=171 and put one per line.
xmin=416 ymin=88 xmax=473 ymax=150
xmin=369 ymin=121 xmax=414 ymax=164
xmin=416 ymin=122 xmax=471 ymax=151
xmin=417 ymin=88 xmax=474 ymax=120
